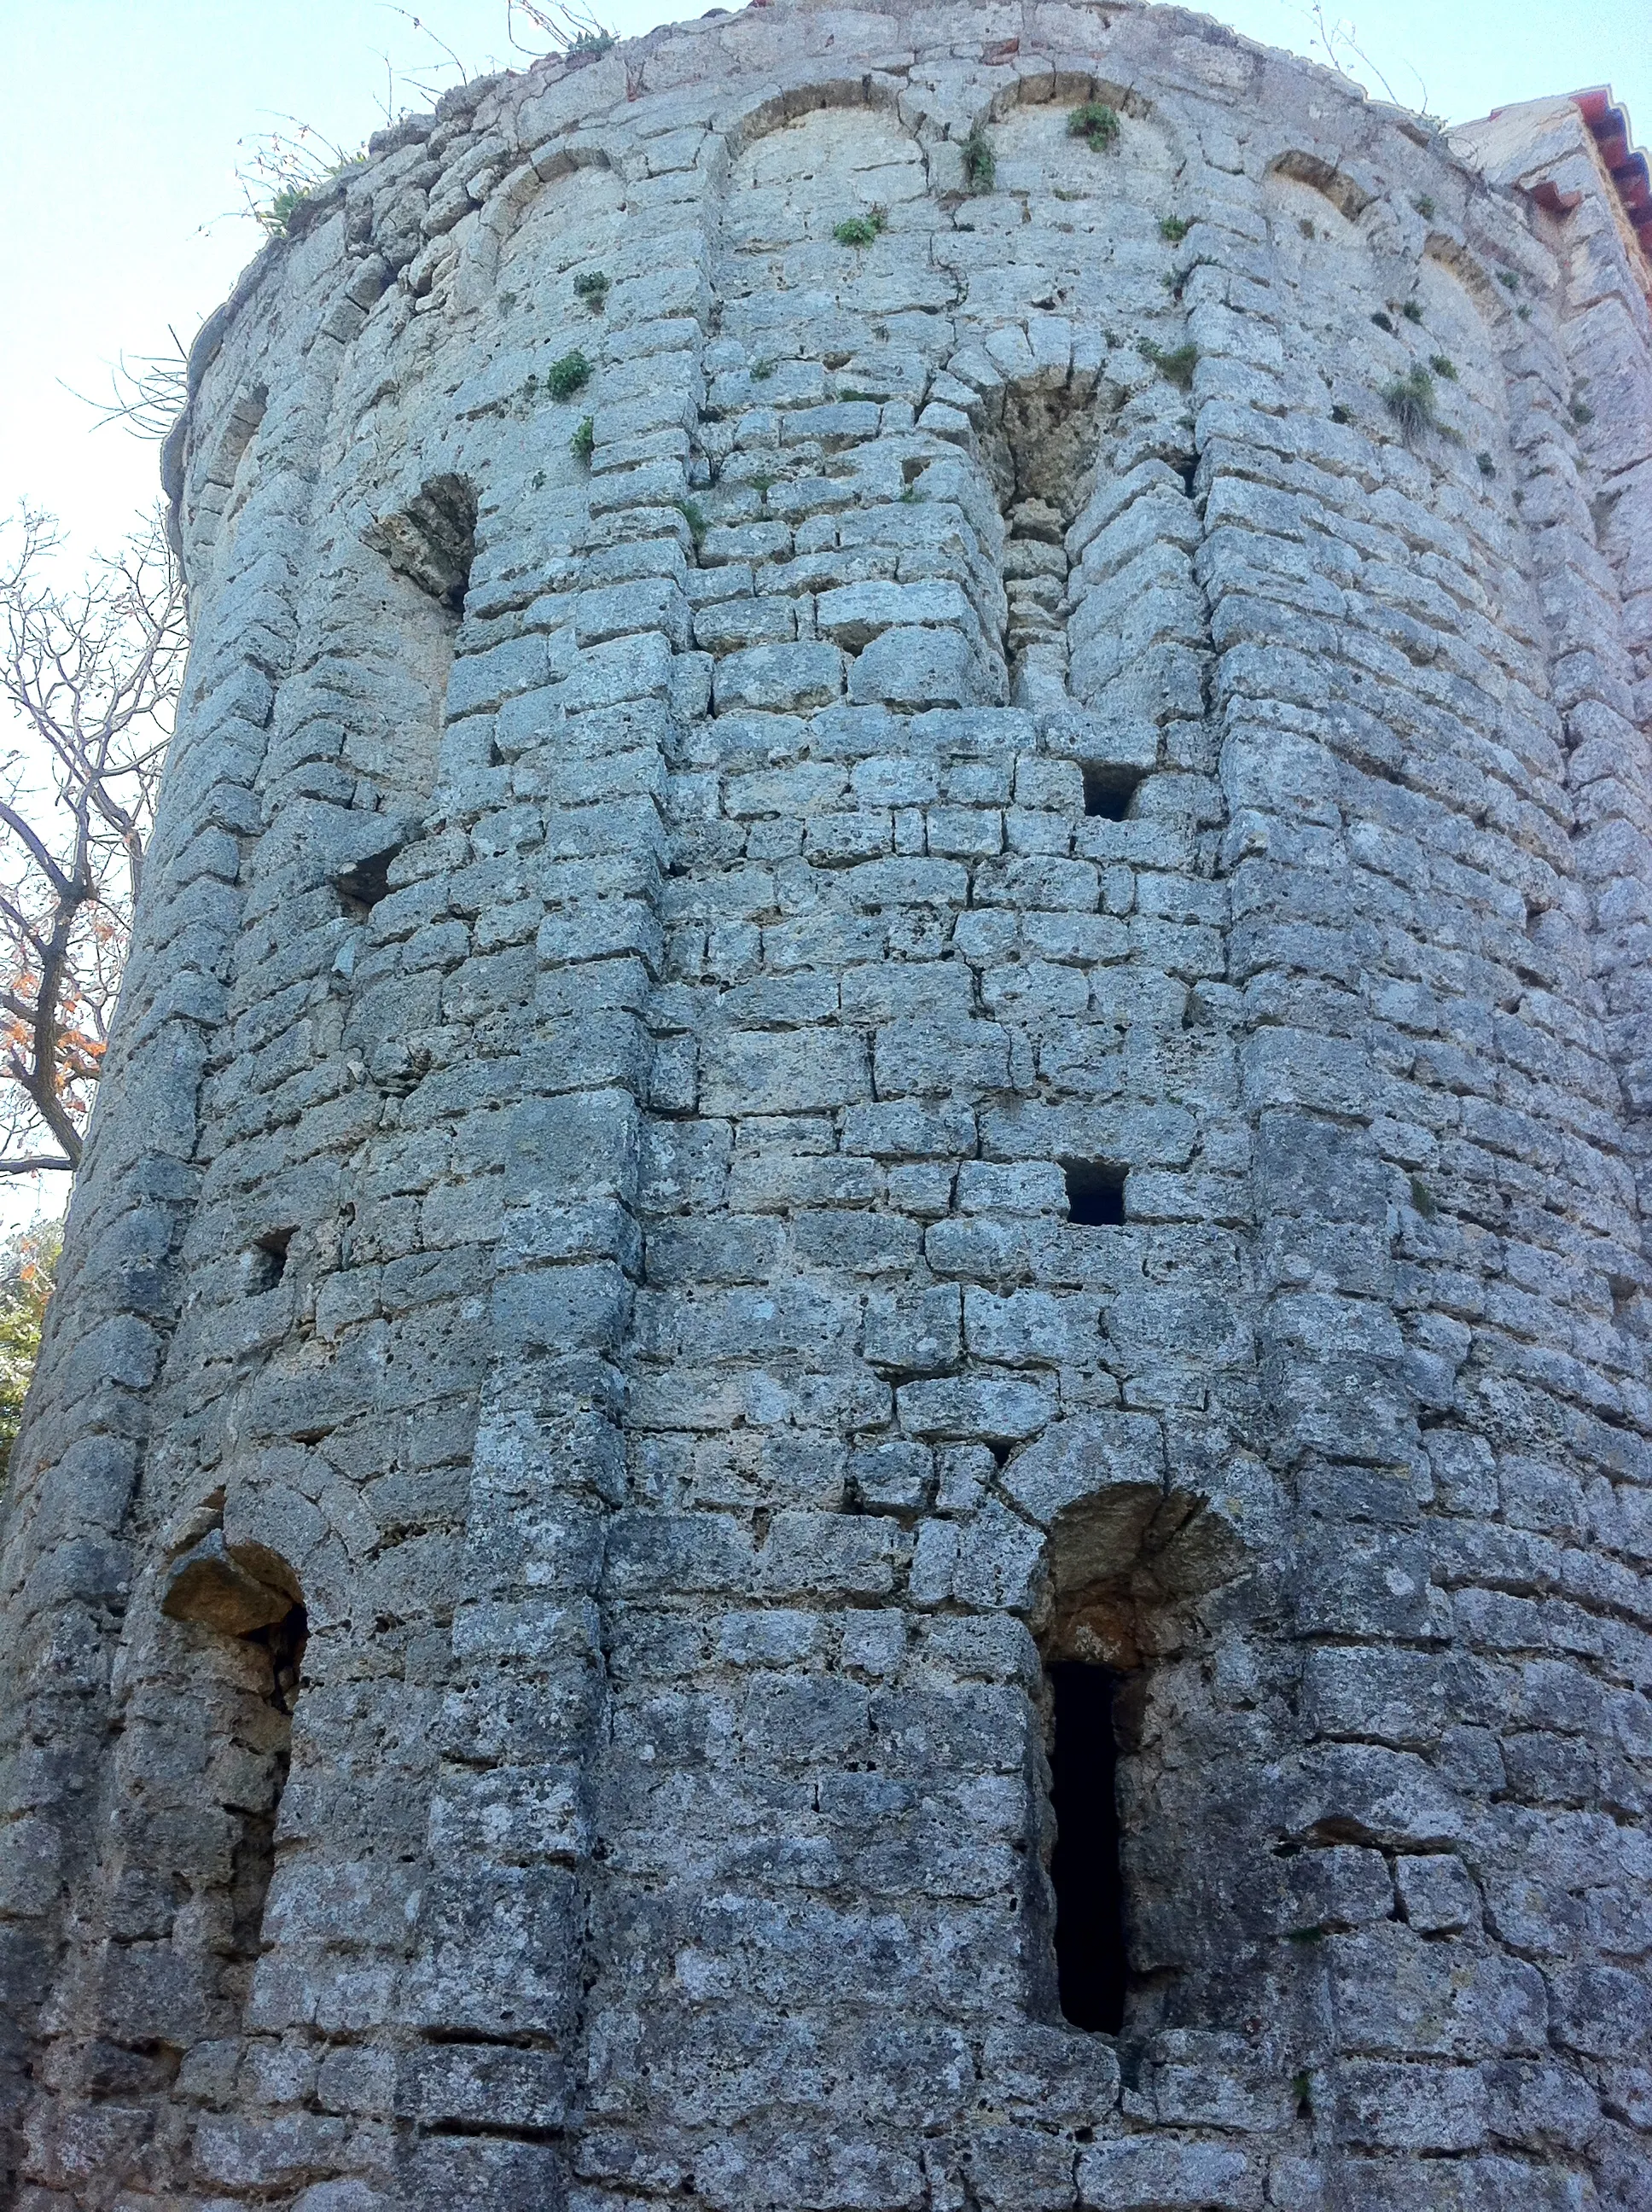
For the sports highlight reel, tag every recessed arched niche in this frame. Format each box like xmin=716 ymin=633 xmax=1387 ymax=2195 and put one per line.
xmin=1005 ymin=1422 xmax=1262 ymax=2042
xmin=496 ymin=154 xmax=629 ymax=321
xmin=1414 ymin=247 xmax=1505 ymax=420
xmin=1261 ymin=160 xmax=1378 ymax=294
xmin=718 ymin=98 xmax=944 ymax=350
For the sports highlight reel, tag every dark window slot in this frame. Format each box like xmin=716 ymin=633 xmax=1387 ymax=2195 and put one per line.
xmin=230 ymin=1598 xmax=307 ymax=1969
xmin=247 ymin=1599 xmax=309 ymax=1714
xmin=1064 ymin=1161 xmax=1126 ymax=1226
xmin=1081 ymin=764 xmax=1145 ymax=821
xmin=1048 ymin=1660 xmax=1127 ymax=2034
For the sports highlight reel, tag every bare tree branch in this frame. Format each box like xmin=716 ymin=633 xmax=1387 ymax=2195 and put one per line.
xmin=60 ymin=332 xmax=189 ymax=443
xmin=0 ymin=506 xmax=186 ymax=1176
xmin=508 ymin=0 xmax=614 ymax=59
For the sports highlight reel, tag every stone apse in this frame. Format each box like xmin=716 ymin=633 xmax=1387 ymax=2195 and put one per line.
xmin=2 ymin=3 xmax=1650 ymax=2208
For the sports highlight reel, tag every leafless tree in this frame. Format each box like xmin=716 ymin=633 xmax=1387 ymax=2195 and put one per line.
xmin=0 ymin=507 xmax=187 ymax=1174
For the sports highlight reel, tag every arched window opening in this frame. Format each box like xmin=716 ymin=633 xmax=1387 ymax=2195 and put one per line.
xmin=1027 ymin=1472 xmax=1230 ymax=2040
xmin=1048 ymin=1660 xmax=1127 ymax=2032
xmin=160 ymin=1533 xmax=306 ymax=1998
xmin=350 ymin=471 xmax=479 ymax=806
xmin=230 ymin=1595 xmax=308 ymax=1976
xmin=984 ymin=381 xmax=1102 ymax=707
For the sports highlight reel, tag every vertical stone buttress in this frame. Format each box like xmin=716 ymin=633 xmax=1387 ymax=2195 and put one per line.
xmin=0 ymin=9 xmax=1649 ymax=2212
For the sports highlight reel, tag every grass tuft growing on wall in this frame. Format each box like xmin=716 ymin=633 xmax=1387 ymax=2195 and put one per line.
xmin=1382 ymin=364 xmax=1438 ymax=437
xmin=833 ymin=207 xmax=888 ymax=247
xmin=546 ymin=350 xmax=594 ymax=401
xmin=1067 ymin=102 xmax=1120 ymax=152
xmin=1140 ymin=339 xmax=1198 ymax=390
xmin=961 ymin=125 xmax=996 ymax=194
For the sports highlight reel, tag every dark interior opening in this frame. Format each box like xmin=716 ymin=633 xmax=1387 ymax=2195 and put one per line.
xmin=1048 ymin=1660 xmax=1127 ymax=2034
xmin=1064 ymin=1161 xmax=1126 ymax=1225
xmin=334 ymin=843 xmax=402 ymax=918
xmin=227 ymin=1599 xmax=308 ymax=1976
xmin=364 ymin=472 xmax=477 ymax=613
xmin=249 ymin=1228 xmax=294 ymax=1290
xmin=1082 ymin=763 xmax=1145 ymax=821
xmin=247 ymin=1599 xmax=308 ymax=1714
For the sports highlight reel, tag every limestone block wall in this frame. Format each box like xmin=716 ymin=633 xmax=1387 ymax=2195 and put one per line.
xmin=0 ymin=4 xmax=1649 ymax=2209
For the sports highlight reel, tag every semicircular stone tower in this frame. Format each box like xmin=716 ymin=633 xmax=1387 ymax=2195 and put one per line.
xmin=4 ymin=5 xmax=1652 ymax=2207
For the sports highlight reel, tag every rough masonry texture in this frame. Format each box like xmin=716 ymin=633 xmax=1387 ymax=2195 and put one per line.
xmin=3 ymin=4 xmax=1651 ymax=2207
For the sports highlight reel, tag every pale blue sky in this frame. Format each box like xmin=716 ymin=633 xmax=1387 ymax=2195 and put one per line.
xmin=0 ymin=0 xmax=1645 ymax=559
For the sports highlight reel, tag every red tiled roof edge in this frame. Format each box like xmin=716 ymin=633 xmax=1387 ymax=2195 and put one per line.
xmin=1571 ymin=85 xmax=1652 ymax=264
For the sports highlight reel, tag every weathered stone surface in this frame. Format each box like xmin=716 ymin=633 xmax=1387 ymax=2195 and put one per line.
xmin=1 ymin=8 xmax=1649 ymax=2209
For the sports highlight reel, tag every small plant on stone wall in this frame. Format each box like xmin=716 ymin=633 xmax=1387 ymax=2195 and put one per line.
xmin=510 ymin=1 xmax=614 ymax=60
xmin=1498 ymin=269 xmax=1520 ymax=292
xmin=574 ymin=271 xmax=610 ymax=311
xmin=1158 ymin=213 xmax=1190 ymax=242
xmin=1140 ymin=338 xmax=1198 ymax=390
xmin=546 ymin=348 xmax=594 ymax=400
xmin=1571 ymin=392 xmax=1595 ymax=426
xmin=1476 ymin=451 xmax=1497 ymax=477
xmin=570 ymin=414 xmax=595 ymax=463
xmin=1412 ymin=193 xmax=1435 ymax=219
xmin=1382 ymin=364 xmax=1439 ymax=438
xmin=1428 ymin=353 xmax=1457 ymax=380
xmin=1399 ymin=299 xmax=1423 ymax=323
xmin=750 ymin=355 xmax=777 ymax=380
xmin=1067 ymin=102 xmax=1120 ymax=152
xmin=1370 ymin=310 xmax=1394 ymax=334
xmin=674 ymin=497 xmax=708 ymax=548
xmin=238 ymin=121 xmax=369 ymax=237
xmin=961 ymin=125 xmax=996 ymax=193
xmin=833 ymin=207 xmax=888 ymax=247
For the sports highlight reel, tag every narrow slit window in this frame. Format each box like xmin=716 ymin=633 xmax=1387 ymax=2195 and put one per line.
xmin=1064 ymin=1161 xmax=1126 ymax=1226
xmin=230 ymin=1597 xmax=306 ymax=1978
xmin=160 ymin=1541 xmax=306 ymax=2005
xmin=1048 ymin=1660 xmax=1127 ymax=2033
xmin=1081 ymin=763 xmax=1145 ymax=821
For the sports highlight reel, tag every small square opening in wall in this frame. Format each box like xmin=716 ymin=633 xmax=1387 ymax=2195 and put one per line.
xmin=1064 ymin=1161 xmax=1126 ymax=1226
xmin=334 ymin=845 xmax=401 ymax=920
xmin=248 ymin=1228 xmax=294 ymax=1292
xmin=1081 ymin=764 xmax=1145 ymax=821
